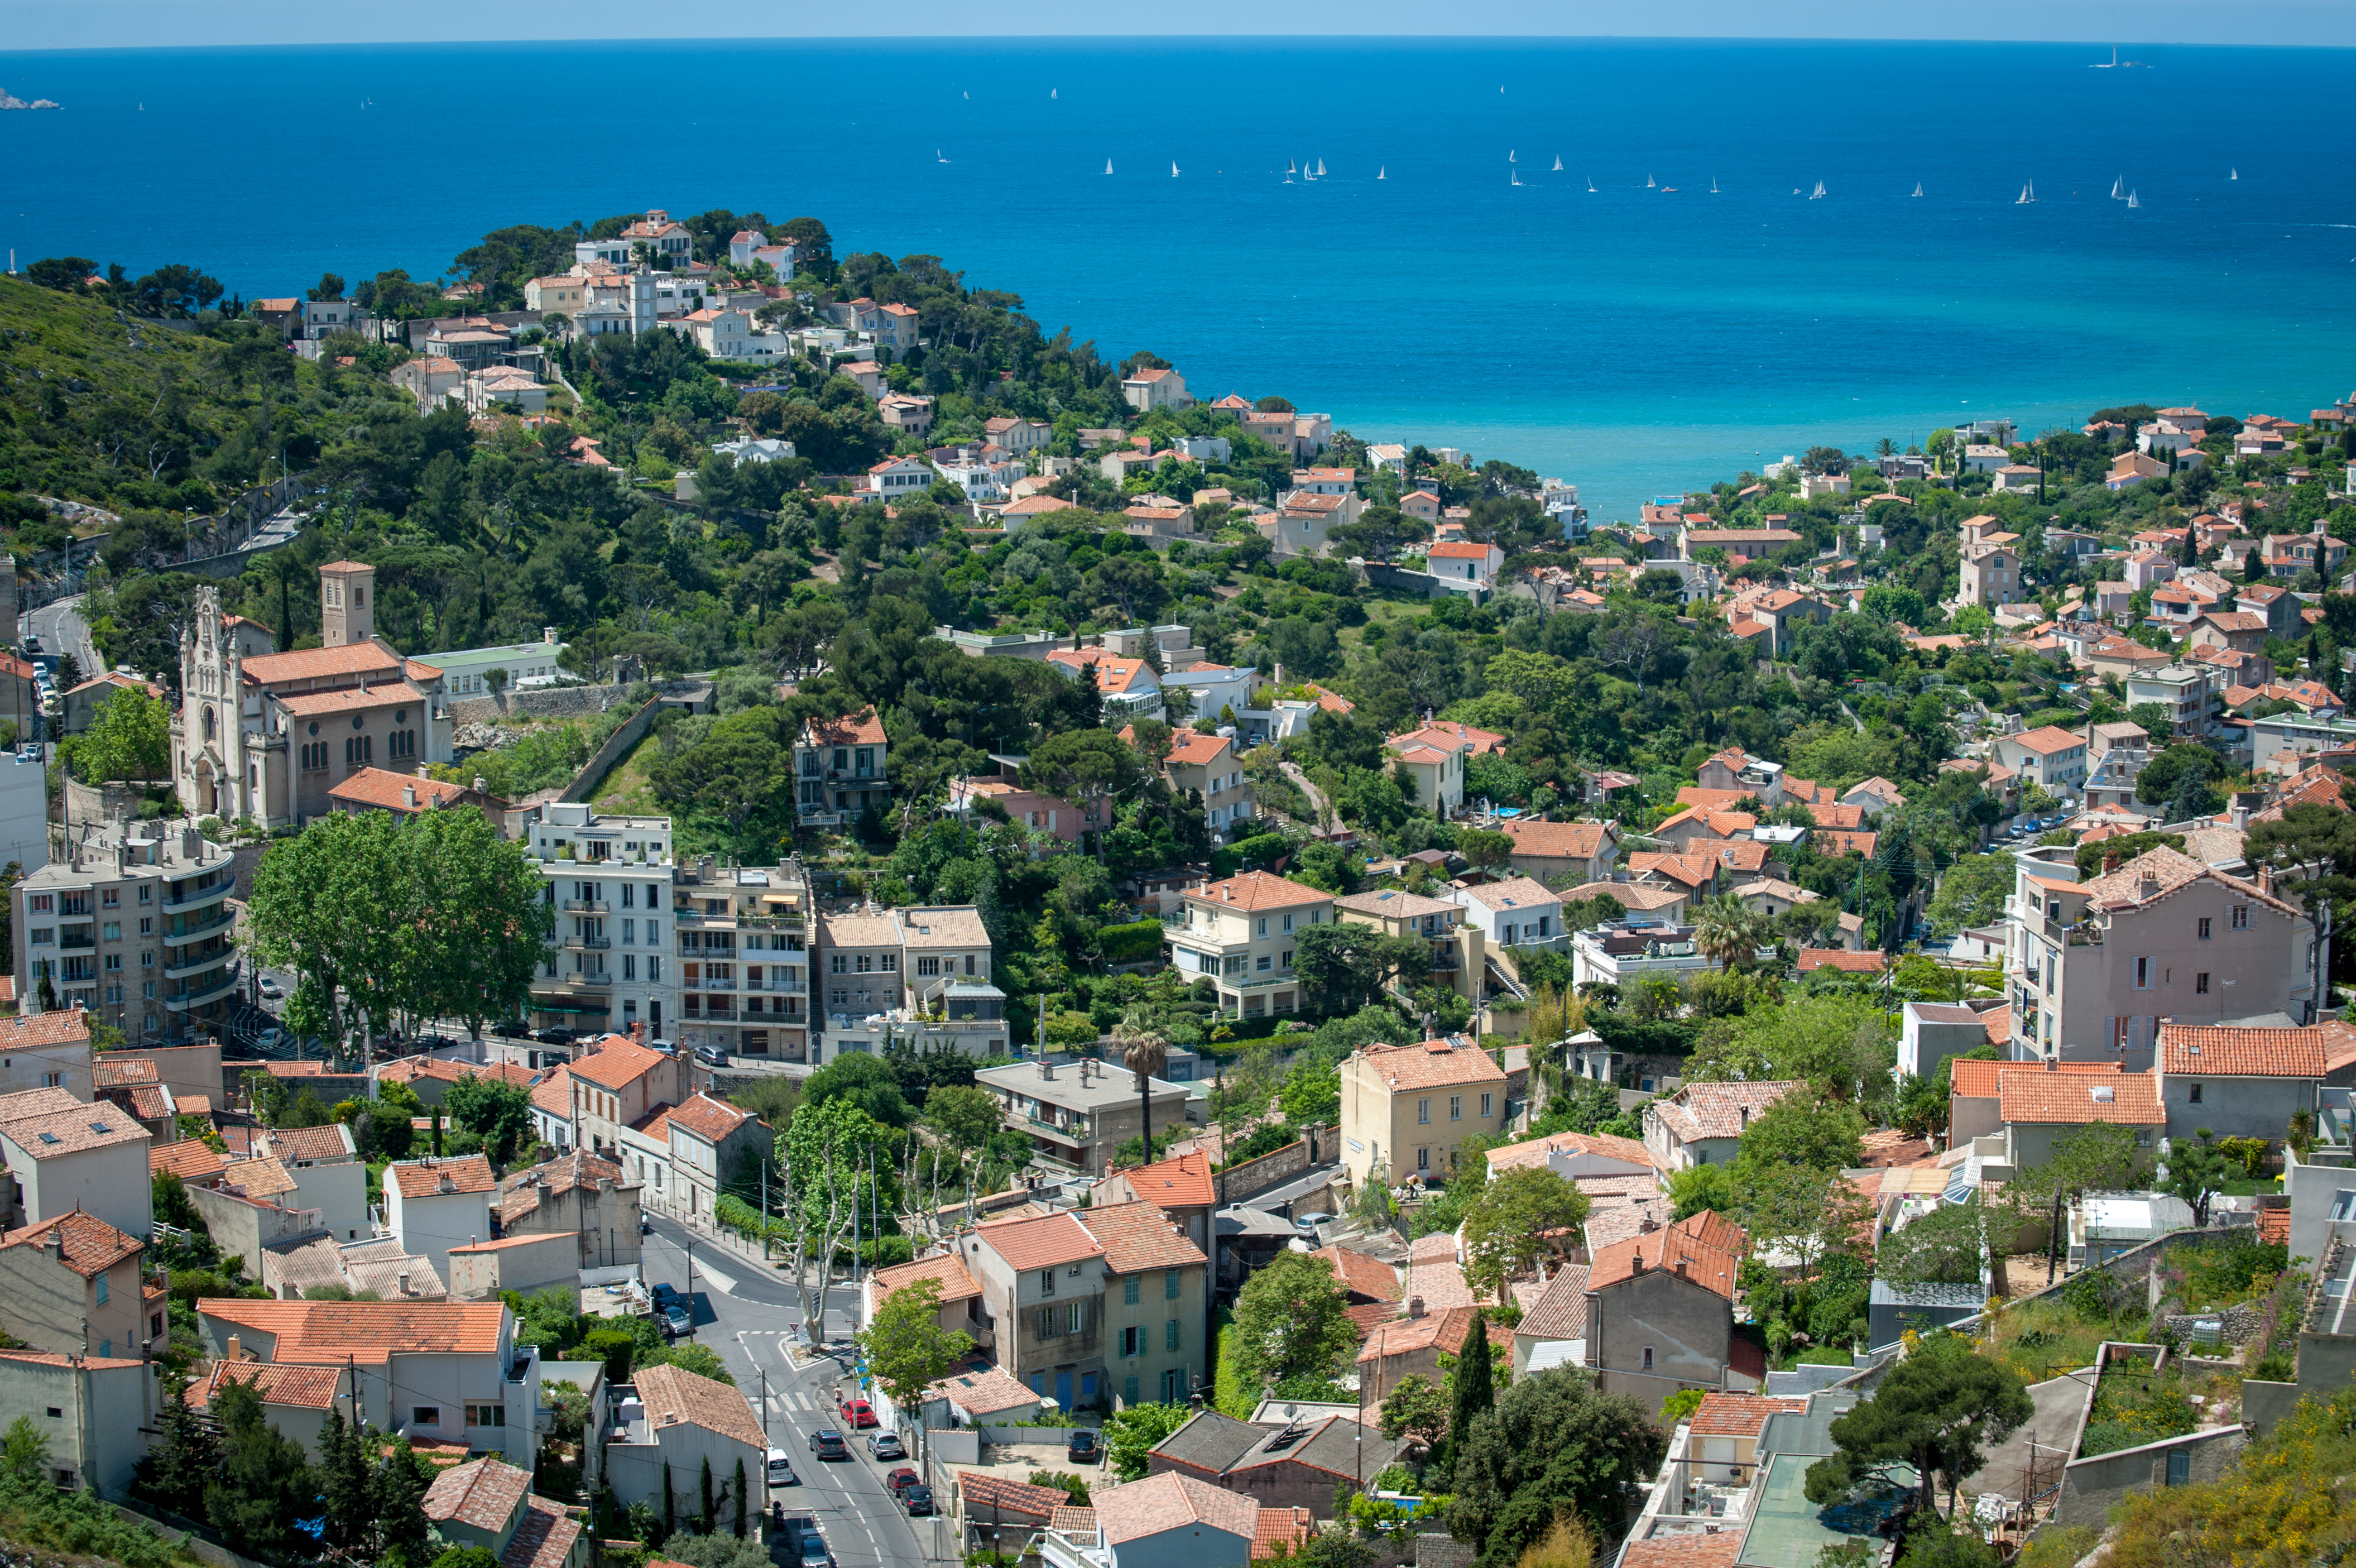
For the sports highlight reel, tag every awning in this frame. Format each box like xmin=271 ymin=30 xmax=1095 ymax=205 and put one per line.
xmin=531 ymin=1000 xmax=611 ymax=1016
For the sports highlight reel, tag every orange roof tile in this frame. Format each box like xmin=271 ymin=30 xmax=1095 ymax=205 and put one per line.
xmin=423 ymin=1457 xmax=532 ymax=1531
xmin=1307 ymin=1245 xmax=1400 ymax=1301
xmin=195 ymin=1298 xmax=507 ymax=1361
xmin=634 ymin=1361 xmax=767 ymax=1448
xmin=1501 ymin=819 xmax=1615 ymax=859
xmin=1112 ymin=1150 xmax=1215 ymax=1209
xmin=1798 ymin=948 xmax=1888 ymax=974
xmin=1 ymin=1211 xmax=143 ymax=1276
xmin=1189 ymin=869 xmax=1332 ymax=913
xmin=152 ymin=1138 xmax=229 ymax=1182
xmin=570 ymin=1038 xmax=674 ymax=1092
xmin=666 ymin=1092 xmax=755 ymax=1144
xmin=200 ymin=1359 xmax=346 ymax=1412
xmin=1586 ymin=1227 xmax=1742 ymax=1299
xmin=2160 ymin=1023 xmax=2329 ymax=1078
xmin=387 ymin=1154 xmax=497 ymax=1200
xmin=1356 ymin=1036 xmax=1507 ymax=1092
xmin=871 ymin=1251 xmax=983 ymax=1307
xmin=1686 ymin=1391 xmax=1807 ymax=1438
xmin=1997 ymin=1066 xmax=2163 ymax=1126
xmin=1079 ymin=1198 xmax=1210 ymax=1273
xmin=971 ymin=1209 xmax=1104 ymax=1273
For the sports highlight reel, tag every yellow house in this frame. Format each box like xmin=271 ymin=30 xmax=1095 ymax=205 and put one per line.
xmin=1340 ymin=1035 xmax=1508 ymax=1187
xmin=1333 ymin=888 xmax=1485 ymax=1011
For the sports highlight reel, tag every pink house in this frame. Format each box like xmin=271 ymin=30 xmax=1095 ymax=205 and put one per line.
xmin=1402 ymin=490 xmax=1442 ymax=523
xmin=2121 ymin=550 xmax=2176 ymax=592
xmin=947 ymin=776 xmax=1100 ymax=844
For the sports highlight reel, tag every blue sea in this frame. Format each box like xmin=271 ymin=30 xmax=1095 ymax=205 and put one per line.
xmin=3 ymin=38 xmax=2353 ymax=520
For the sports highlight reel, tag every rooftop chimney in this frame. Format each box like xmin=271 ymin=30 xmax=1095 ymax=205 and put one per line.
xmin=2260 ymin=864 xmax=2277 ymax=895
xmin=1739 ymin=1105 xmax=1750 ymax=1130
xmin=438 ymin=1174 xmax=456 ymax=1194
xmin=398 ymin=1272 xmax=411 ymax=1296
xmin=2102 ymin=851 xmax=2120 ymax=875
xmin=227 ymin=1334 xmax=244 ymax=1362
xmin=402 ymin=784 xmax=418 ymax=809
xmin=631 ymin=1021 xmax=646 ymax=1046
xmin=1406 ymin=1296 xmax=1426 ymax=1320
xmin=46 ymin=1227 xmax=64 ymax=1260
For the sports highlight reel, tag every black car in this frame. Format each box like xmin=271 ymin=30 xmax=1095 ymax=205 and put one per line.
xmin=807 ymin=1429 xmax=848 ymax=1460
xmin=1067 ymin=1430 xmax=1099 ymax=1465
xmin=901 ymin=1484 xmax=935 ymax=1517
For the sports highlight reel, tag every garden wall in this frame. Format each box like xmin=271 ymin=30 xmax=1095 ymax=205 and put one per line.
xmin=2053 ymin=1426 xmax=2245 ymax=1529
xmin=1217 ymin=1124 xmax=1332 ymax=1203
xmin=2240 ymin=1379 xmax=2305 ymax=1437
xmin=445 ymin=676 xmax=712 ymax=729
xmin=557 ymin=682 xmax=717 ymax=804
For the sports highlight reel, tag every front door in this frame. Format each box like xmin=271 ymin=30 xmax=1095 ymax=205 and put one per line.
xmin=1054 ymin=1370 xmax=1072 ymax=1409
xmin=1080 ymin=1372 xmax=1097 ymax=1406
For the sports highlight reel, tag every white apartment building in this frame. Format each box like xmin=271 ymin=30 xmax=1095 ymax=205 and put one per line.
xmin=1990 ymin=725 xmax=2090 ymax=793
xmin=672 ymin=858 xmax=812 ymax=1062
xmin=1165 ymin=871 xmax=1333 ymax=1020
xmin=525 ymin=804 xmax=676 ymax=1042
xmin=815 ymin=904 xmax=1004 ymax=1062
xmin=1442 ymin=876 xmax=1565 ymax=952
xmin=428 ymin=629 xmax=568 ymax=696
xmin=2007 ymin=844 xmax=2323 ymax=1068
xmin=2125 ymin=664 xmax=2221 ymax=740
xmin=13 ymin=821 xmax=238 ymax=1045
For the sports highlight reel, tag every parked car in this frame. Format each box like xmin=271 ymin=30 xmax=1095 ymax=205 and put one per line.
xmin=901 ymin=1485 xmax=934 ymax=1517
xmin=807 ymin=1430 xmax=848 ymax=1461
xmin=695 ymin=1043 xmax=728 ymax=1067
xmin=798 ymin=1532 xmax=831 ymax=1568
xmin=884 ymin=1468 xmax=922 ymax=1494
xmin=21 ymin=637 xmax=40 ymax=654
xmin=766 ymin=1449 xmax=797 ymax=1488
xmin=838 ymin=1398 xmax=877 ymax=1429
xmin=867 ymin=1431 xmax=905 ymax=1461
xmin=650 ymin=1282 xmax=679 ymax=1308
xmin=1067 ymin=1430 xmax=1098 ymax=1465
xmin=661 ymin=1305 xmax=691 ymax=1338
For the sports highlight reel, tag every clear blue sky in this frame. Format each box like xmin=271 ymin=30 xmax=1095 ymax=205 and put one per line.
xmin=2 ymin=0 xmax=2350 ymax=49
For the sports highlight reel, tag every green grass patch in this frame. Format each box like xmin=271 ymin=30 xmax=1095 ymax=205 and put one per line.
xmin=592 ymin=730 xmax=665 ymax=818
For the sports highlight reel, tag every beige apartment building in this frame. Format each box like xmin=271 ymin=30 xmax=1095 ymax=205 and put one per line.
xmin=672 ymin=857 xmax=811 ymax=1062
xmin=1156 ymin=729 xmax=1254 ymax=838
xmin=13 ymin=822 xmax=239 ymax=1045
xmin=1334 ymin=888 xmax=1484 ymax=1011
xmin=2007 ymin=845 xmax=2322 ymax=1068
xmin=815 ymin=903 xmax=1004 ymax=1062
xmin=1339 ymin=1035 xmax=1509 ymax=1186
xmin=1165 ymin=871 xmax=1334 ymax=1020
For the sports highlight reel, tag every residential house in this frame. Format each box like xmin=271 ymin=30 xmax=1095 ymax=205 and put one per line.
xmin=1156 ymin=662 xmax=1255 ymax=730
xmin=1384 ymin=722 xmax=1505 ymax=818
xmin=1582 ymin=1219 xmax=1749 ymax=1420
xmin=947 ymin=776 xmax=1100 ymax=845
xmin=420 ymin=1456 xmax=586 ymax=1568
xmin=1152 ymin=729 xmax=1254 ymax=838
xmin=1995 ymin=1062 xmax=2164 ymax=1168
xmin=2006 ymin=846 xmax=2321 ymax=1066
xmin=865 ymin=1252 xmax=987 ymax=1360
xmin=0 ymin=1348 xmax=155 ymax=1493
xmin=0 ymin=1011 xmax=92 ymax=1101
xmin=1334 ymin=889 xmax=1483 ymax=1015
xmin=375 ymin=1056 xmax=541 ymax=1111
xmin=817 ymin=903 xmax=1004 ymax=1062
xmin=0 ymin=1211 xmax=153 ymax=1361
xmin=1992 ymin=726 xmax=2091 ymax=793
xmin=879 ymin=393 xmax=935 ymax=439
xmin=523 ymin=804 xmax=675 ymax=1041
xmin=795 ymin=708 xmax=890 ymax=831
xmin=598 ymin=1360 xmax=770 ymax=1521
xmin=2124 ymin=665 xmax=2221 ymax=739
xmin=570 ymin=1037 xmax=689 ymax=1161
xmin=383 ymin=1154 xmax=499 ymax=1286
xmin=191 ymin=1361 xmax=356 ymax=1461
xmin=1642 ymin=1081 xmax=1803 ymax=1171
xmin=1510 ymin=1262 xmax=1592 ymax=1375
xmin=496 ymin=1149 xmax=642 ymax=1270
xmin=1960 ymin=543 xmax=2021 ymax=607
xmin=1143 ymin=1411 xmax=1407 ymax=1520
xmin=1741 ymin=591 xmax=1833 ymax=656
xmin=0 ymin=1085 xmax=151 ymax=1235
xmin=1357 ymin=1303 xmax=1510 ymax=1416
xmin=1499 ymin=819 xmax=1621 ymax=887
xmin=1992 ymin=465 xmax=2042 ymax=494
xmin=1165 ymin=871 xmax=1335 ymax=1021
xmin=2155 ymin=1024 xmax=2325 ymax=1147
xmin=1096 ymin=1152 xmax=1217 ymax=1257
xmin=661 ymin=1092 xmax=768 ymax=1224
xmin=2109 ymin=452 xmax=2170 ymax=491
xmin=866 ymin=454 xmax=933 ymax=496
xmin=1899 ymin=999 xmax=2006 ymax=1080
xmin=1338 ymin=1035 xmax=1509 ymax=1186
xmin=1045 ymin=648 xmax=1164 ymax=725
xmin=1262 ymin=491 xmax=1358 ymax=557
xmin=1121 ymin=367 xmax=1192 ymax=413
xmin=1425 ymin=540 xmax=1505 ymax=592
xmin=1038 ymin=1471 xmax=1283 ymax=1568
xmin=975 ymin=1057 xmax=1191 ymax=1177
xmin=15 ymin=820 xmax=240 ymax=1046
xmin=1443 ymin=876 xmax=1565 ymax=955
xmin=192 ymin=1297 xmax=537 ymax=1464
xmin=253 ymin=1122 xmax=368 ymax=1241
xmin=2191 ymin=611 xmax=2272 ymax=658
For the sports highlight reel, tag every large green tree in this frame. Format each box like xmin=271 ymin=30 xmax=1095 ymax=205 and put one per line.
xmin=61 ymin=684 xmax=171 ymax=784
xmin=1804 ymin=1332 xmax=2032 ymax=1521
xmin=1448 ymin=1368 xmax=1667 ymax=1568
xmin=855 ymin=1275 xmax=976 ymax=1440
xmin=1229 ymin=1251 xmax=1358 ymax=1391
xmin=1461 ymin=1168 xmax=1589 ymax=1303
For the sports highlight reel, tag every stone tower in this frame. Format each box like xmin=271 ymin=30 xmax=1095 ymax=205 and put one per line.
xmin=318 ymin=560 xmax=375 ymax=649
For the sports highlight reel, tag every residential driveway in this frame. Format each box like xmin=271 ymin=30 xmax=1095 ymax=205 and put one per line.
xmin=1965 ymin=1370 xmax=2093 ymax=1504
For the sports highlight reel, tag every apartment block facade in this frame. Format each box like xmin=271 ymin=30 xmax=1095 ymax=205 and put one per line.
xmin=13 ymin=822 xmax=238 ymax=1044
xmin=671 ymin=857 xmax=811 ymax=1061
xmin=525 ymin=804 xmax=675 ymax=1041
xmin=1165 ymin=871 xmax=1334 ymax=1020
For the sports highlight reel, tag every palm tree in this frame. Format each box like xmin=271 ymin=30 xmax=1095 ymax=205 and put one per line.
xmin=1690 ymin=893 xmax=1764 ymax=972
xmin=1112 ymin=1013 xmax=1171 ymax=1166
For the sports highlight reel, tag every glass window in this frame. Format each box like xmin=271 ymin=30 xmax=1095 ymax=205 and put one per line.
xmin=1165 ymin=1267 xmax=1181 ymax=1300
xmin=1165 ymin=1319 xmax=1181 ymax=1352
xmin=1418 ymin=1099 xmax=1430 ymax=1124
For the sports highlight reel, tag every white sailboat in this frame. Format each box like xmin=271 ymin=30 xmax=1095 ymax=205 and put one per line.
xmin=1911 ymin=181 xmax=1923 ymax=196
xmin=2110 ymin=176 xmax=2124 ymax=199
xmin=1171 ymin=160 xmax=1180 ymax=178
xmin=2127 ymin=189 xmax=2141 ymax=208
xmin=1587 ymin=175 xmax=1596 ymax=191
xmin=2230 ymin=167 xmax=2239 ymax=180
xmin=1051 ymin=88 xmax=1057 ymax=98
xmin=1105 ymin=158 xmax=1114 ymax=174
xmin=938 ymin=148 xmax=949 ymax=163
xmin=1509 ymin=150 xmax=1517 ymax=162
xmin=1510 ymin=170 xmax=1523 ymax=186
xmin=1316 ymin=158 xmax=1326 ymax=176
xmin=1287 ymin=157 xmax=1297 ymax=174
xmin=1645 ymin=172 xmax=1656 ymax=188
xmin=1552 ymin=155 xmax=1563 ymax=171
xmin=1710 ymin=176 xmax=1720 ymax=193
xmin=2017 ymin=180 xmax=2036 ymax=203
xmin=1810 ymin=179 xmax=1826 ymax=199
xmin=1376 ymin=166 xmax=1386 ymax=180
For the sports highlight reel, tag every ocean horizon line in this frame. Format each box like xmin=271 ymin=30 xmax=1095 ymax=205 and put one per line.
xmin=4 ymin=35 xmax=2349 ymax=57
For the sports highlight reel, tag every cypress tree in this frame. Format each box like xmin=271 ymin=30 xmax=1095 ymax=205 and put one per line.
xmin=373 ymin=1437 xmax=434 ymax=1566
xmin=663 ymin=1459 xmax=675 ymax=1538
xmin=700 ymin=1454 xmax=716 ymax=1535
xmin=734 ymin=1457 xmax=748 ymax=1538
xmin=1448 ymin=1308 xmax=1495 ymax=1481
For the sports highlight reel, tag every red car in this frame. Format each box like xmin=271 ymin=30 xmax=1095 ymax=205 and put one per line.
xmin=885 ymin=1468 xmax=922 ymax=1494
xmin=838 ymin=1398 xmax=878 ymax=1429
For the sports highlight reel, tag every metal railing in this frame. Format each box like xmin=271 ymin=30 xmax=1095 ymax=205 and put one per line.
xmin=163 ymin=883 xmax=230 ymax=910
xmin=563 ymin=899 xmax=610 ymax=913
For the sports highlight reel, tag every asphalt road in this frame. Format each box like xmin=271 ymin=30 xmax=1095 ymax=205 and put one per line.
xmin=25 ymin=592 xmax=99 ymax=678
xmin=640 ymin=1214 xmax=944 ymax=1567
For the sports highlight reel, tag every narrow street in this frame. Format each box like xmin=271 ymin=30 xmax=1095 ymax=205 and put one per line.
xmin=640 ymin=1214 xmax=941 ymax=1567
xmin=24 ymin=592 xmax=99 ymax=678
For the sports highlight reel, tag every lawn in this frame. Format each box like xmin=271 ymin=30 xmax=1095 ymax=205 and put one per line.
xmin=591 ymin=730 xmax=664 ymax=818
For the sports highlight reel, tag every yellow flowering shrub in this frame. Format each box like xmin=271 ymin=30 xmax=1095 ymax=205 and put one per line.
xmin=2105 ymin=1387 xmax=2356 ymax=1568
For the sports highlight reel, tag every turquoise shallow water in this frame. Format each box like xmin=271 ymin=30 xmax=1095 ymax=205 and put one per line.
xmin=3 ymin=37 xmax=2352 ymax=518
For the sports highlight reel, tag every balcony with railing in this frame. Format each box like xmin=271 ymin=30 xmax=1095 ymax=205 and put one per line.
xmin=164 ymin=881 xmax=230 ymax=911
xmin=164 ymin=944 xmax=233 ymax=980
xmin=164 ymin=963 xmax=240 ymax=1010
xmin=169 ymin=907 xmax=237 ymax=942
xmin=565 ymin=936 xmax=613 ymax=951
xmin=563 ymin=899 xmax=609 ymax=914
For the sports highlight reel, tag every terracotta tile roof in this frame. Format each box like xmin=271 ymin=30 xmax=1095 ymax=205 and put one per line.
xmin=223 ymin=1155 xmax=301 ymax=1200
xmin=176 ymin=1093 xmax=214 ymax=1117
xmin=1388 ymin=722 xmax=1508 ymax=757
xmin=570 ymin=1039 xmax=674 ymax=1092
xmin=1686 ymin=1391 xmax=1807 ymax=1438
xmin=1252 ymin=1506 xmax=1315 ymax=1559
xmin=388 ymin=1154 xmax=497 ymax=1200
xmin=626 ymin=1104 xmax=675 ymax=1142
xmin=804 ymin=707 xmax=889 ymax=747
xmin=273 ymin=680 xmax=433 ymax=718
xmin=94 ymin=1056 xmax=160 ymax=1087
xmin=871 ymin=1251 xmax=982 ymax=1307
xmin=2160 ymin=1023 xmax=2329 ymax=1078
xmin=260 ymin=1061 xmax=325 ymax=1077
xmin=1188 ymin=869 xmax=1332 ymax=913
xmin=1672 ymin=1210 xmax=1750 ymax=1257
xmin=971 ymin=1209 xmax=1105 ymax=1273
xmin=1998 ymin=1066 xmax=2163 ymax=1126
xmin=1308 ymin=1245 xmax=1401 ymax=1301
xmin=423 ymin=1456 xmax=533 ymax=1531
xmin=1584 ymin=1198 xmax=1676 ymax=1251
xmin=1162 ymin=730 xmax=1235 ymax=767
xmin=2259 ymin=1207 xmax=2291 ymax=1246
xmin=152 ymin=1138 xmax=229 ymax=1182
xmin=498 ymin=1149 xmax=625 ymax=1225
xmin=1649 ymin=1081 xmax=1803 ymax=1144
xmin=200 ymin=1360 xmax=345 ymax=1412
xmin=927 ymin=1365 xmax=1044 ymax=1419
xmin=1343 ymin=1301 xmax=1398 ymax=1340
xmin=1112 ymin=1150 xmax=1215 ymax=1209
xmin=1517 ymin=1264 xmax=1591 ymax=1340
xmin=196 ymin=1298 xmax=507 ymax=1361
xmin=666 ymin=1091 xmax=755 ymax=1144
xmin=1407 ymin=1231 xmax=1458 ymax=1264
xmin=1355 ymin=1036 xmax=1506 ymax=1092
xmin=1079 ymin=1198 xmax=1210 ymax=1272
xmin=634 ymin=1361 xmax=767 ymax=1449
xmin=111 ymin=1085 xmax=175 ymax=1121
xmin=0 ymin=1100 xmax=147 ymax=1157
xmin=1586 ymin=1227 xmax=1741 ymax=1300
xmin=1485 ymin=1129 xmax=1654 ymax=1175
xmin=957 ymin=1471 xmax=1073 ymax=1519
xmin=1798 ymin=948 xmax=1888 ymax=973
xmin=1 ymin=1211 xmax=142 ymax=1276
xmin=503 ymin=1497 xmax=582 ymax=1568
xmin=377 ymin=1056 xmax=540 ymax=1091
xmin=1816 ymin=829 xmax=1880 ymax=858
xmin=0 ymin=1349 xmax=146 ymax=1371
xmin=529 ymin=1064 xmax=574 ymax=1121
xmin=240 ymin=643 xmax=409 ymax=687
xmin=2080 ymin=846 xmax=2298 ymax=918
xmin=1356 ymin=1304 xmax=1493 ymax=1364
xmin=329 ymin=768 xmax=474 ymax=812
xmin=1501 ymin=819 xmax=1615 ymax=859
xmin=266 ymin=1124 xmax=357 ymax=1163
xmin=1092 ymin=1473 xmax=1257 ymax=1545
xmin=1399 ymin=1258 xmax=1479 ymax=1312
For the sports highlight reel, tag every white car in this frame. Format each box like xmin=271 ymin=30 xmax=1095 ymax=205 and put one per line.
xmin=258 ymin=976 xmax=284 ymax=1000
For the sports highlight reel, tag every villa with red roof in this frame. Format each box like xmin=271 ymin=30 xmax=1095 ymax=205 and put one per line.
xmin=1383 ymin=722 xmax=1505 ymax=817
xmin=1169 ymin=870 xmax=1336 ymax=1020
xmin=1424 ymin=539 xmax=1505 ymax=592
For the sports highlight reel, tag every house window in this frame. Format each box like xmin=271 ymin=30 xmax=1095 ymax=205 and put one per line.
xmin=1257 ymin=955 xmax=1271 ymax=972
xmin=2198 ymin=917 xmax=2211 ymax=940
xmin=1282 ymin=913 xmax=1294 ymax=933
xmin=1165 ymin=1267 xmax=1181 ymax=1300
xmin=1481 ymin=1092 xmax=1494 ymax=1118
xmin=1039 ymin=1269 xmax=1055 ymax=1296
xmin=1642 ymin=1347 xmax=1655 ymax=1371
xmin=2190 ymin=1083 xmax=2204 ymax=1104
xmin=1280 ymin=949 xmax=1292 ymax=968
xmin=465 ymin=1403 xmax=505 ymax=1427
xmin=1124 ymin=1277 xmax=1139 ymax=1306
xmin=2232 ymin=905 xmax=2249 ymax=929
xmin=412 ymin=1407 xmax=442 ymax=1427
xmin=94 ymin=1273 xmax=108 ymax=1305
xmin=1257 ymin=918 xmax=1268 ymax=937
xmin=1035 ymin=1308 xmax=1057 ymax=1340
xmin=1166 ymin=1319 xmax=1181 ymax=1351
xmin=1417 ymin=1147 xmax=1430 ymax=1171
xmin=1418 ymin=1099 xmax=1431 ymax=1124
xmin=2134 ymin=956 xmax=2152 ymax=989
xmin=1450 ymin=1096 xmax=1462 ymax=1121
xmin=2196 ymin=972 xmax=2210 ymax=994
xmin=1067 ymin=1301 xmax=1087 ymax=1334
xmin=1120 ymin=1325 xmax=1141 ymax=1356
xmin=918 ymin=957 xmax=941 ymax=976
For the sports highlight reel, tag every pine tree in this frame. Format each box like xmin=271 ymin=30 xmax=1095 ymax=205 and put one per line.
xmin=318 ymin=1407 xmax=373 ymax=1552
xmin=208 ymin=1376 xmax=319 ymax=1557
xmin=373 ymin=1437 xmax=434 ymax=1567
xmin=1074 ymin=659 xmax=1103 ymax=729
xmin=134 ymin=1383 xmax=221 ymax=1518
xmin=1447 ymin=1308 xmax=1496 ymax=1484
